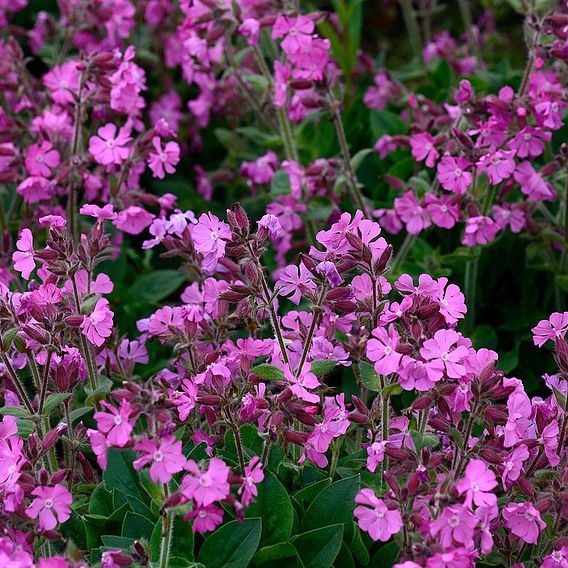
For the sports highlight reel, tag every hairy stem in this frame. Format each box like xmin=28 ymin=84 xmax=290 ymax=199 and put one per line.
xmin=1 ymin=353 xmax=34 ymax=414
xmin=399 ymin=0 xmax=423 ymax=61
xmin=159 ymin=484 xmax=174 ymax=568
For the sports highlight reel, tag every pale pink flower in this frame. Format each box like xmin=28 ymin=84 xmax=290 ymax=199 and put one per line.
xmin=435 ymin=278 xmax=467 ymax=325
xmin=81 ymin=298 xmax=114 ymax=347
xmin=181 ymin=458 xmax=230 ymax=506
xmin=501 ymin=444 xmax=529 ymax=489
xmin=420 ymin=329 xmax=468 ymax=381
xmin=284 ymin=362 xmax=320 ymax=404
xmin=87 ymin=428 xmax=111 ymax=470
xmin=26 ymin=484 xmax=72 ymax=530
xmin=133 ymin=436 xmax=186 ymax=483
xmin=354 ymin=488 xmax=403 ymax=542
xmin=113 ymin=206 xmax=155 ymax=235
xmin=192 ymin=213 xmax=231 ymax=265
xmin=12 ymin=229 xmax=35 ymax=280
xmin=173 ymin=378 xmax=198 ymax=421
xmin=367 ymin=325 xmax=402 ymax=375
xmin=16 ymin=176 xmax=53 ymax=204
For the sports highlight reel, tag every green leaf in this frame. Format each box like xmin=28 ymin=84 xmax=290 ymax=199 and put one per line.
xmin=197 ymin=518 xmax=262 ymax=568
xmin=368 ymin=541 xmax=400 ymax=567
xmin=103 ymin=449 xmax=153 ymax=518
xmin=351 ymin=149 xmax=373 ymax=172
xmin=292 ymin=524 xmax=344 ymax=568
xmin=270 ymin=170 xmax=291 ymax=196
xmin=122 ymin=511 xmax=155 ymax=540
xmin=254 ymin=543 xmax=300 ymax=567
xmin=349 ymin=523 xmax=369 ymax=566
xmin=69 ymin=406 xmax=93 ymax=423
xmin=499 ymin=344 xmax=520 ymax=374
xmin=382 ymin=383 xmax=402 ymax=398
xmin=128 ymin=270 xmax=186 ymax=304
xmin=17 ymin=419 xmax=35 ymax=438
xmin=410 ymin=431 xmax=439 ymax=454
xmin=42 ymin=392 xmax=71 ymax=414
xmin=370 ymin=110 xmax=408 ymax=138
xmin=247 ymin=471 xmax=294 ymax=546
xmin=251 ymin=364 xmax=285 ymax=381
xmin=151 ymin=515 xmax=195 ymax=564
xmin=359 ymin=361 xmax=381 ymax=392
xmin=85 ymin=376 xmax=113 ymax=406
xmin=301 ymin=475 xmax=360 ymax=531
xmin=293 ymin=478 xmax=332 ymax=507
xmin=335 ymin=542 xmax=355 ymax=568
xmin=0 ymin=406 xmax=31 ymax=418
xmin=89 ymin=485 xmax=114 ymax=517
xmin=101 ymin=535 xmax=134 ymax=550
xmin=309 ymin=360 xmax=338 ymax=376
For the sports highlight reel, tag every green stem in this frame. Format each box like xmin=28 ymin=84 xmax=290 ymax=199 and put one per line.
xmin=464 ymin=255 xmax=479 ymax=332
xmin=1 ymin=353 xmax=34 ymax=414
xmin=38 ymin=350 xmax=53 ymax=416
xmin=159 ymin=484 xmax=174 ymax=568
xmin=231 ymin=423 xmax=246 ymax=474
xmin=399 ymin=0 xmax=423 ymax=61
xmin=296 ymin=288 xmax=327 ymax=376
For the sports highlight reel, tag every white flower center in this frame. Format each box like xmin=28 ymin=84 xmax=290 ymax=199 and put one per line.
xmin=106 ymin=140 xmax=115 ymax=148
xmin=384 ymin=346 xmax=392 ymax=355
xmin=441 ymin=352 xmax=449 ymax=362
xmin=448 ymin=515 xmax=460 ymax=528
xmin=114 ymin=416 xmax=123 ymax=425
xmin=154 ymin=451 xmax=163 ymax=462
xmin=454 ymin=168 xmax=462 ymax=177
xmin=45 ymin=499 xmax=53 ymax=509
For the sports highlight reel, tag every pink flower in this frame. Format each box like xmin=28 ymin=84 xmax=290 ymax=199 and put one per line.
xmin=476 ymin=150 xmax=516 ymax=185
xmin=180 ymin=458 xmax=230 ymax=506
xmin=284 ymin=362 xmax=321 ymax=404
xmin=425 ymin=548 xmax=478 ymax=568
xmin=17 ymin=176 xmax=53 ymax=204
xmin=113 ymin=206 xmax=155 ymax=235
xmin=81 ymin=298 xmax=114 ymax=347
xmin=354 ymin=488 xmax=403 ymax=542
xmin=514 ymin=162 xmax=556 ymax=201
xmin=430 ymin=504 xmax=477 ymax=548
xmin=532 ymin=312 xmax=568 ymax=347
xmin=192 ymin=213 xmax=231 ymax=272
xmin=437 ymin=155 xmax=473 ymax=194
xmin=80 ymin=204 xmax=117 ymax=221
xmin=462 ymin=216 xmax=499 ymax=247
xmin=238 ymin=456 xmax=264 ymax=506
xmin=93 ymin=400 xmax=135 ymax=448
xmin=367 ymin=325 xmax=402 ymax=374
xmin=501 ymin=444 xmax=529 ymax=489
xmin=87 ymin=428 xmax=111 ymax=470
xmin=425 ymin=195 xmax=459 ymax=229
xmin=420 ymin=329 xmax=468 ymax=381
xmin=257 ymin=214 xmax=283 ymax=239
xmin=542 ymin=547 xmax=568 ymax=568
xmin=456 ymin=459 xmax=497 ymax=509
xmin=26 ymin=484 xmax=72 ymax=530
xmin=12 ymin=229 xmax=35 ymax=280
xmin=272 ymin=15 xmax=314 ymax=55
xmin=25 ymin=141 xmax=60 ymax=177
xmin=240 ymin=151 xmax=278 ymax=186
xmin=503 ymin=501 xmax=546 ymax=544
xmin=410 ymin=133 xmax=439 ymax=168
xmin=435 ymin=278 xmax=467 ymax=325
xmin=239 ymin=18 xmax=260 ymax=46
xmin=133 ymin=436 xmax=186 ymax=483
xmin=173 ymin=378 xmax=198 ymax=421
xmin=394 ymin=192 xmax=431 ymax=235
xmin=541 ymin=420 xmax=560 ymax=467
xmin=185 ymin=504 xmax=224 ymax=533
xmin=455 ymin=79 xmax=473 ymax=103
xmin=273 ymin=61 xmax=290 ymax=108
xmin=43 ymin=61 xmax=81 ymax=106
xmin=508 ymin=126 xmax=550 ymax=158
xmin=316 ymin=261 xmax=343 ymax=287
xmin=147 ymin=137 xmax=180 ymax=179
xmin=493 ymin=204 xmax=526 ymax=233
xmin=89 ymin=124 xmax=132 ymax=166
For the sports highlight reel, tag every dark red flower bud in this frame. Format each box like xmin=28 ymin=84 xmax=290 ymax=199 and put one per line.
xmin=284 ymin=430 xmax=309 ymax=446
xmin=516 ymin=476 xmax=536 ymax=498
xmin=412 ymin=396 xmax=432 ymax=410
xmin=479 ymin=448 xmax=502 ymax=464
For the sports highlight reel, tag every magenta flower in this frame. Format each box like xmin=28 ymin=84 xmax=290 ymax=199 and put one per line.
xmin=542 ymin=547 xmax=568 ymax=568
xmin=16 ymin=176 xmax=53 ymax=204
xmin=185 ymin=504 xmax=224 ymax=534
xmin=541 ymin=420 xmax=560 ymax=467
xmin=437 ymin=155 xmax=473 ymax=194
xmin=89 ymin=124 xmax=132 ymax=166
xmin=238 ymin=18 xmax=260 ymax=46
xmin=367 ymin=325 xmax=402 ymax=375
xmin=503 ymin=502 xmax=545 ymax=544
xmin=430 ymin=504 xmax=477 ymax=548
xmin=240 ymin=151 xmax=278 ymax=186
xmin=315 ymin=261 xmax=343 ymax=287
xmin=257 ymin=214 xmax=284 ymax=239
xmin=493 ymin=204 xmax=526 ymax=233
xmin=81 ymin=298 xmax=114 ymax=347
xmin=25 ymin=141 xmax=60 ymax=177
xmin=180 ymin=458 xmax=230 ymax=506
xmin=456 ymin=459 xmax=497 ymax=509
xmin=147 ymin=137 xmax=180 ymax=179
xmin=514 ymin=162 xmax=556 ymax=201
xmin=501 ymin=444 xmax=529 ymax=489
xmin=455 ymin=79 xmax=473 ymax=103
xmin=26 ymin=484 xmax=72 ymax=530
xmin=43 ymin=61 xmax=81 ymax=106
xmin=410 ymin=132 xmax=440 ymax=167
xmin=420 ymin=329 xmax=468 ymax=381
xmin=273 ymin=61 xmax=290 ymax=108
xmin=354 ymin=488 xmax=403 ymax=542
xmin=509 ymin=126 xmax=550 ymax=158
xmin=284 ymin=362 xmax=321 ymax=404
xmin=133 ymin=436 xmax=186 ymax=483
xmin=425 ymin=548 xmax=479 ymax=568
xmin=12 ymin=228 xmax=35 ymax=280
xmin=476 ymin=150 xmax=515 ymax=185
xmin=238 ymin=457 xmax=264 ymax=507
xmin=80 ymin=203 xmax=117 ymax=221
xmin=532 ymin=312 xmax=568 ymax=347
xmin=425 ymin=195 xmax=459 ymax=229
xmin=93 ymin=400 xmax=135 ymax=448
